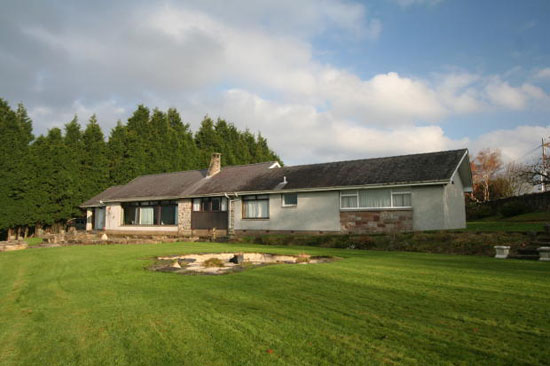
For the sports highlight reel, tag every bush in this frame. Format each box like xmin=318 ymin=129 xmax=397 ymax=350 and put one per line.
xmin=500 ymin=201 xmax=529 ymax=218
xmin=466 ymin=204 xmax=495 ymax=220
xmin=234 ymin=231 xmax=529 ymax=257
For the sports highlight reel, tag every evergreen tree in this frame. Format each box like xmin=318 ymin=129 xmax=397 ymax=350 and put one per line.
xmin=125 ymin=105 xmax=151 ymax=177
xmin=166 ymin=108 xmax=199 ymax=170
xmin=107 ymin=121 xmax=133 ymax=185
xmin=195 ymin=116 xmax=224 ymax=167
xmin=81 ymin=115 xmax=109 ymax=199
xmin=64 ymin=116 xmax=85 ymax=217
xmin=30 ymin=128 xmax=74 ymax=226
xmin=0 ymin=100 xmax=283 ymax=236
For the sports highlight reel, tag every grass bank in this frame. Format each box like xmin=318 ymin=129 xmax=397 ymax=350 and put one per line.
xmin=1 ymin=242 xmax=549 ymax=365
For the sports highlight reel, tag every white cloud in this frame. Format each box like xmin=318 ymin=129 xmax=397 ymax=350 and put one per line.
xmin=3 ymin=1 xmax=550 ymax=166
xmin=469 ymin=125 xmax=550 ymax=163
xmin=534 ymin=68 xmax=550 ymax=80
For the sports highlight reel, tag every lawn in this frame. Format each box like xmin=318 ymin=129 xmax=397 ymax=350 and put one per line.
xmin=1 ymin=243 xmax=549 ymax=366
xmin=465 ymin=210 xmax=550 ymax=232
xmin=465 ymin=221 xmax=544 ymax=232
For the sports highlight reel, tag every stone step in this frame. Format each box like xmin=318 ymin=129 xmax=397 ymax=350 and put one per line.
xmin=518 ymin=248 xmax=540 ymax=255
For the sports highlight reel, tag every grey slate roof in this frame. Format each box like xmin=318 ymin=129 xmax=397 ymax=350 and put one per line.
xmin=81 ymin=149 xmax=468 ymax=207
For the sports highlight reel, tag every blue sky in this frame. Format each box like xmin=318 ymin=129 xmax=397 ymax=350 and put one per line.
xmin=1 ymin=0 xmax=549 ymax=165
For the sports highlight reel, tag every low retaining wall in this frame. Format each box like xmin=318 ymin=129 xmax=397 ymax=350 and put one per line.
xmin=0 ymin=241 xmax=28 ymax=252
xmin=340 ymin=210 xmax=413 ymax=234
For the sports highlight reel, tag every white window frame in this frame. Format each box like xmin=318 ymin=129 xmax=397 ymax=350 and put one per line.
xmin=391 ymin=191 xmax=412 ymax=208
xmin=281 ymin=193 xmax=298 ymax=207
xmin=340 ymin=189 xmax=412 ymax=210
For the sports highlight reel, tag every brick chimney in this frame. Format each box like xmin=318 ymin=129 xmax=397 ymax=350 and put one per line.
xmin=207 ymin=153 xmax=221 ymax=177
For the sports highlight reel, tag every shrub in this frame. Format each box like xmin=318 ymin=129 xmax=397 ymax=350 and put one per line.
xmin=466 ymin=204 xmax=495 ymax=220
xmin=500 ymin=201 xmax=529 ymax=218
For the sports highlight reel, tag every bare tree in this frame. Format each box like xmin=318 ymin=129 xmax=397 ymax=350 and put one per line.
xmin=470 ymin=148 xmax=503 ymax=202
xmin=502 ymin=162 xmax=533 ymax=196
xmin=526 ymin=158 xmax=550 ymax=191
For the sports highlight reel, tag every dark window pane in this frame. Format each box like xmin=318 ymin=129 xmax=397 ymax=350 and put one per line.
xmin=123 ymin=206 xmax=139 ymax=225
xmin=212 ymin=197 xmax=220 ymax=211
xmin=283 ymin=193 xmax=297 ymax=206
xmin=202 ymin=198 xmax=212 ymax=211
xmin=154 ymin=206 xmax=160 ymax=225
xmin=161 ymin=205 xmax=176 ymax=225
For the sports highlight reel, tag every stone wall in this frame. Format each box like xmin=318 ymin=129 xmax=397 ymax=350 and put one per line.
xmin=340 ymin=210 xmax=413 ymax=234
xmin=178 ymin=199 xmax=192 ymax=236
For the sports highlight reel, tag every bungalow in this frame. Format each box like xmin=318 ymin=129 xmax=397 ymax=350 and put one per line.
xmin=81 ymin=149 xmax=473 ymax=236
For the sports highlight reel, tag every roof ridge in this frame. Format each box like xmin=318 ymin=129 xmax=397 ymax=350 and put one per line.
xmin=283 ymin=149 xmax=467 ymax=169
xmin=125 ymin=160 xmax=278 ymax=180
xmin=131 ymin=168 xmax=206 ymax=179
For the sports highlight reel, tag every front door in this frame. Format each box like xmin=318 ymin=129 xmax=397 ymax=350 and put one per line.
xmin=95 ymin=207 xmax=105 ymax=230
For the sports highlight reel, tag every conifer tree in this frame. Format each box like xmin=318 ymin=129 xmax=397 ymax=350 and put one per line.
xmin=195 ymin=116 xmax=224 ymax=166
xmin=81 ymin=115 xmax=109 ymax=199
xmin=107 ymin=121 xmax=133 ymax=185
xmin=64 ymin=116 xmax=85 ymax=215
xmin=0 ymin=100 xmax=283 ymax=237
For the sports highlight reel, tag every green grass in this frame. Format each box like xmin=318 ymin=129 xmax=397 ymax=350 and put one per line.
xmin=465 ymin=221 xmax=545 ymax=232
xmin=466 ymin=210 xmax=550 ymax=232
xmin=23 ymin=237 xmax=43 ymax=246
xmin=1 ymin=243 xmax=549 ymax=366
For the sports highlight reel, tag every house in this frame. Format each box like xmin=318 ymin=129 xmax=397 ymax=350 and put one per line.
xmin=81 ymin=149 xmax=473 ymax=236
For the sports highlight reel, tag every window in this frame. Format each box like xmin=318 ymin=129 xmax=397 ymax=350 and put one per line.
xmin=243 ymin=195 xmax=269 ymax=219
xmin=123 ymin=205 xmax=139 ymax=225
xmin=193 ymin=198 xmax=201 ymax=211
xmin=192 ymin=197 xmax=228 ymax=212
xmin=359 ymin=189 xmax=391 ymax=208
xmin=340 ymin=190 xmax=358 ymax=208
xmin=340 ymin=189 xmax=411 ymax=209
xmin=122 ymin=200 xmax=178 ymax=225
xmin=392 ymin=192 xmax=411 ymax=207
xmin=282 ymin=193 xmax=297 ymax=207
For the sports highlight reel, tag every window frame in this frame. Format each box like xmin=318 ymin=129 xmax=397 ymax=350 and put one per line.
xmin=340 ymin=189 xmax=412 ymax=210
xmin=242 ymin=194 xmax=270 ymax=219
xmin=191 ymin=197 xmax=228 ymax=212
xmin=281 ymin=193 xmax=298 ymax=208
xmin=121 ymin=200 xmax=178 ymax=226
xmin=391 ymin=191 xmax=412 ymax=208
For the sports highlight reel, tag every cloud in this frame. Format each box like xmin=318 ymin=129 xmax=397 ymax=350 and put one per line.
xmin=469 ymin=125 xmax=550 ymax=163
xmin=485 ymin=77 xmax=549 ymax=110
xmin=1 ymin=0 xmax=549 ymax=166
xmin=391 ymin=0 xmax=443 ymax=8
xmin=534 ymin=68 xmax=550 ymax=80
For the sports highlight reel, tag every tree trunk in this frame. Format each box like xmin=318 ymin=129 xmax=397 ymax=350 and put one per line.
xmin=24 ymin=226 xmax=29 ymax=238
xmin=16 ymin=227 xmax=22 ymax=240
xmin=7 ymin=227 xmax=13 ymax=240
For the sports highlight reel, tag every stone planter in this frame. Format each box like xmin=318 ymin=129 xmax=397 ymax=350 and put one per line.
xmin=537 ymin=247 xmax=550 ymax=262
xmin=494 ymin=246 xmax=510 ymax=259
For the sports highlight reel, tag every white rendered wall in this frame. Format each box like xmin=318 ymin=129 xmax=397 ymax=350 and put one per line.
xmin=234 ymin=191 xmax=341 ymax=232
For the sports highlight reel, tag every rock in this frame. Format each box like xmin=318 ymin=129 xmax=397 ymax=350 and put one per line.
xmin=101 ymin=233 xmax=109 ymax=241
xmin=229 ymin=254 xmax=244 ymax=264
xmin=171 ymin=260 xmax=181 ymax=268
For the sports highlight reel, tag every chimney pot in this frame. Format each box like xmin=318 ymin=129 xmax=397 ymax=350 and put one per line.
xmin=207 ymin=153 xmax=222 ymax=177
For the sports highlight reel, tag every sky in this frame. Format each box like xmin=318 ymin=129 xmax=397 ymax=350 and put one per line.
xmin=1 ymin=0 xmax=549 ymax=165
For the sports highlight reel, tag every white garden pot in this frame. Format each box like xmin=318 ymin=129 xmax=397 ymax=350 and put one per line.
xmin=494 ymin=246 xmax=510 ymax=259
xmin=537 ymin=247 xmax=550 ymax=262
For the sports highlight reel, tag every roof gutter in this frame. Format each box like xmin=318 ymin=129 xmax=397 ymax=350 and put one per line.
xmin=83 ymin=179 xmax=450 ymax=206
xmin=180 ymin=179 xmax=450 ymax=199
